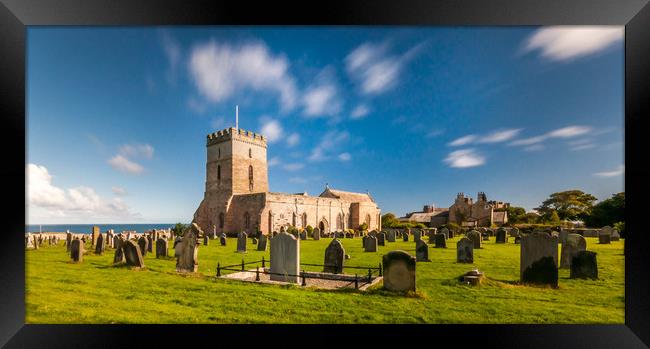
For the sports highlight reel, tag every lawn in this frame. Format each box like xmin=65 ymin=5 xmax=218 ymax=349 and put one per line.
xmin=25 ymin=235 xmax=625 ymax=324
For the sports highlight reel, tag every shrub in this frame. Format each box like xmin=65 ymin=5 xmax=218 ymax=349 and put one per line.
xmin=614 ymin=221 xmax=625 ymax=237
xmin=287 ymin=226 xmax=299 ymax=235
xmin=305 ymin=225 xmax=314 ymax=234
xmin=359 ymin=222 xmax=369 ymax=231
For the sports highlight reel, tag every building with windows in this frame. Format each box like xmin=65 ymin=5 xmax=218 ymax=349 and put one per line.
xmin=192 ymin=127 xmax=381 ymax=236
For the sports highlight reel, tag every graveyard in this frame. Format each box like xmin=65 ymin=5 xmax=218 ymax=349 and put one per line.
xmin=25 ymin=231 xmax=624 ymax=324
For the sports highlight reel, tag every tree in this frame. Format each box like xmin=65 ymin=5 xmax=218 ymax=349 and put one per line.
xmin=548 ymin=210 xmax=561 ymax=224
xmin=506 ymin=206 xmax=527 ymax=224
xmin=381 ymin=213 xmax=400 ymax=228
xmin=583 ymin=192 xmax=625 ymax=228
xmin=524 ymin=212 xmax=540 ymax=224
xmin=172 ymin=223 xmax=187 ymax=237
xmin=535 ymin=190 xmax=597 ymax=221
xmin=305 ymin=225 xmax=314 ymax=235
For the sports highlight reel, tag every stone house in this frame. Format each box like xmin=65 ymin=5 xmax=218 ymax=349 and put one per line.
xmin=448 ymin=192 xmax=509 ymax=227
xmin=399 ymin=205 xmax=449 ymax=228
xmin=192 ymin=127 xmax=381 ymax=236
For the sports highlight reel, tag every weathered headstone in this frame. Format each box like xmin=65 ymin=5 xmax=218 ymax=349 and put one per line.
xmin=413 ymin=230 xmax=422 ymax=243
xmin=113 ymin=244 xmax=126 ymax=264
xmin=377 ymin=232 xmax=386 ymax=246
xmin=257 ymin=233 xmax=268 ymax=251
xmin=66 ymin=231 xmax=72 ymax=252
xmin=323 ymin=239 xmax=345 ymax=274
xmin=434 ymin=233 xmax=446 ymax=248
xmin=495 ymin=228 xmax=507 ymax=243
xmin=364 ymin=235 xmax=378 ymax=252
xmin=382 ymin=250 xmax=416 ymax=292
xmin=300 ymin=231 xmax=307 ymax=240
xmin=175 ymin=224 xmax=200 ymax=272
xmin=270 ymin=231 xmax=300 ymax=283
xmin=237 ymin=232 xmax=247 ymax=253
xmin=147 ymin=235 xmax=153 ymax=253
xmin=173 ymin=236 xmax=182 ymax=248
xmin=70 ymin=239 xmax=83 ymax=262
xmin=457 ymin=237 xmax=474 ymax=263
xmin=387 ymin=230 xmax=396 ymax=242
xmin=402 ymin=231 xmax=409 ymax=242
xmin=611 ymin=229 xmax=620 ymax=241
xmin=123 ymin=240 xmax=145 ymax=268
xmin=91 ymin=226 xmax=100 ymax=247
xmin=520 ymin=232 xmax=558 ymax=287
xmin=599 ymin=230 xmax=611 ymax=244
xmin=137 ymin=236 xmax=148 ymax=257
xmin=415 ymin=240 xmax=429 ymax=262
xmin=560 ymin=233 xmax=587 ymax=269
xmin=95 ymin=234 xmax=104 ymax=255
xmin=570 ymin=250 xmax=598 ymax=279
xmin=312 ymin=228 xmax=320 ymax=240
xmin=203 ymin=234 xmax=209 ymax=246
xmin=467 ymin=230 xmax=482 ymax=249
xmin=156 ymin=238 xmax=168 ymax=258
xmin=220 ymin=233 xmax=227 ymax=246
xmin=440 ymin=227 xmax=449 ymax=240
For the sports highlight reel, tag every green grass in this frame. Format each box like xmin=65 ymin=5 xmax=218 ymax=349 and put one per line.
xmin=25 ymin=236 xmax=624 ymax=324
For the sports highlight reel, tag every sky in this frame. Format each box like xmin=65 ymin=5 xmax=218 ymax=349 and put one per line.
xmin=26 ymin=26 xmax=624 ymax=224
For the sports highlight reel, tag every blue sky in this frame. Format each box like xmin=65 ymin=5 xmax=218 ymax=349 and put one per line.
xmin=26 ymin=26 xmax=624 ymax=224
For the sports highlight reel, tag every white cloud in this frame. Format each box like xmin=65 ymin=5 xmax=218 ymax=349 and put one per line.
xmin=160 ymin=31 xmax=181 ymax=84
xmin=350 ymin=104 xmax=370 ymax=120
xmin=27 ymin=164 xmax=138 ymax=222
xmin=448 ymin=135 xmax=477 ymax=147
xmin=188 ymin=40 xmax=298 ymax=111
xmin=287 ymin=133 xmax=300 ymax=147
xmin=510 ymin=125 xmax=593 ymax=147
xmin=118 ymin=144 xmax=154 ymax=159
xmin=477 ymin=128 xmax=522 ymax=144
xmin=259 ymin=117 xmax=283 ymax=143
xmin=111 ymin=186 xmax=127 ymax=196
xmin=426 ymin=129 xmax=444 ymax=138
xmin=108 ymin=155 xmax=144 ymax=174
xmin=345 ymin=41 xmax=423 ymax=95
xmin=593 ymin=165 xmax=624 ymax=177
xmin=524 ymin=144 xmax=545 ymax=152
xmin=282 ymin=163 xmax=304 ymax=171
xmin=268 ymin=157 xmax=281 ymax=167
xmin=444 ymin=149 xmax=486 ymax=168
xmin=308 ymin=130 xmax=350 ymax=162
xmin=338 ymin=152 xmax=352 ymax=161
xmin=570 ymin=143 xmax=596 ymax=151
xmin=301 ymin=67 xmax=342 ymax=118
xmin=288 ymin=176 xmax=308 ymax=184
xmin=524 ymin=26 xmax=623 ymax=62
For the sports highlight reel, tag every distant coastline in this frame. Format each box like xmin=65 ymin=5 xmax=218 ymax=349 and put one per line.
xmin=25 ymin=224 xmax=178 ymax=234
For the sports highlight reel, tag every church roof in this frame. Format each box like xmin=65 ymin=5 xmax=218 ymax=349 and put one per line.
xmin=318 ymin=187 xmax=375 ymax=203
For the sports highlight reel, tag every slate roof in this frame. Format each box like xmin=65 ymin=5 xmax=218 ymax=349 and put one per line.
xmin=318 ymin=187 xmax=375 ymax=203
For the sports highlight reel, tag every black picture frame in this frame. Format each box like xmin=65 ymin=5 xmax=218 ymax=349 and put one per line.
xmin=1 ymin=0 xmax=648 ymax=347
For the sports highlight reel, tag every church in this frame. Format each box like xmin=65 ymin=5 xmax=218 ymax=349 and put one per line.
xmin=192 ymin=125 xmax=382 ymax=236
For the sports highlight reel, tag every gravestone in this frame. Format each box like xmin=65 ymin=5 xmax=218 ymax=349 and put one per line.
xmin=203 ymin=234 xmax=209 ymax=246
xmin=570 ymin=250 xmax=598 ymax=279
xmin=364 ymin=235 xmax=378 ymax=252
xmin=312 ymin=228 xmax=320 ymax=240
xmin=175 ymin=223 xmax=200 ymax=272
xmin=413 ymin=230 xmax=422 ymax=243
xmin=415 ymin=240 xmax=429 ymax=262
xmin=601 ymin=225 xmax=614 ymax=236
xmin=428 ymin=232 xmax=436 ymax=244
xmin=95 ymin=234 xmax=104 ymax=255
xmin=510 ymin=227 xmax=520 ymax=238
xmin=91 ymin=226 xmax=100 ymax=247
xmin=300 ymin=231 xmax=307 ymax=240
xmin=33 ymin=236 xmax=39 ymax=250
xmin=137 ymin=236 xmax=148 ymax=257
xmin=560 ymin=233 xmax=587 ymax=269
xmin=66 ymin=231 xmax=72 ymax=252
xmin=495 ymin=228 xmax=507 ymax=243
xmin=257 ymin=233 xmax=268 ymax=251
xmin=467 ymin=230 xmax=482 ymax=249
xmin=482 ymin=232 xmax=490 ymax=241
xmin=147 ymin=235 xmax=153 ymax=253
xmin=377 ymin=232 xmax=386 ymax=246
xmin=70 ymin=239 xmax=83 ymax=262
xmin=237 ymin=232 xmax=247 ymax=253
xmin=559 ymin=229 xmax=569 ymax=245
xmin=434 ymin=233 xmax=447 ymax=248
xmin=447 ymin=229 xmax=454 ymax=239
xmin=173 ymin=236 xmax=182 ymax=248
xmin=113 ymin=244 xmax=126 ymax=264
xmin=387 ymin=230 xmax=396 ymax=242
xmin=514 ymin=236 xmax=521 ymax=244
xmin=402 ymin=231 xmax=409 ymax=242
xmin=599 ymin=231 xmax=611 ymax=244
xmin=457 ymin=237 xmax=474 ymax=263
xmin=323 ymin=239 xmax=345 ymax=274
xmin=520 ymin=232 xmax=558 ymax=287
xmin=220 ymin=233 xmax=227 ymax=246
xmin=156 ymin=238 xmax=168 ymax=258
xmin=369 ymin=230 xmax=378 ymax=238
xmin=123 ymin=240 xmax=145 ymax=268
xmin=382 ymin=250 xmax=416 ymax=292
xmin=270 ymin=231 xmax=300 ymax=283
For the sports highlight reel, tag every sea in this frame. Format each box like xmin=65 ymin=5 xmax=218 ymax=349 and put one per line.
xmin=25 ymin=224 xmax=178 ymax=234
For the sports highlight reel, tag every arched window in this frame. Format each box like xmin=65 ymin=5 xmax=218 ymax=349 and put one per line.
xmin=365 ymin=214 xmax=371 ymax=226
xmin=244 ymin=212 xmax=250 ymax=229
xmin=337 ymin=213 xmax=343 ymax=230
xmin=302 ymin=213 xmax=307 ymax=227
xmin=248 ymin=165 xmax=254 ymax=191
xmin=217 ymin=165 xmax=221 ymax=180
xmin=219 ymin=213 xmax=225 ymax=229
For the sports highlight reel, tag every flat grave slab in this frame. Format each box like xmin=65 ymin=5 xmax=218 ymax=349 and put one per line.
xmin=219 ymin=269 xmax=382 ymax=291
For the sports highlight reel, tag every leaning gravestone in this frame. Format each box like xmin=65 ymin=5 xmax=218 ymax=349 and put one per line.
xmin=434 ymin=233 xmax=447 ymax=248
xmin=520 ymin=232 xmax=558 ymax=287
xmin=495 ymin=228 xmax=507 ymax=243
xmin=156 ymin=238 xmax=168 ymax=258
xmin=113 ymin=244 xmax=126 ymax=264
xmin=415 ymin=240 xmax=429 ymax=262
xmin=220 ymin=233 xmax=227 ymax=246
xmin=387 ymin=230 xmax=396 ymax=242
xmin=382 ymin=250 xmax=416 ymax=292
xmin=175 ymin=223 xmax=200 ymax=272
xmin=377 ymin=232 xmax=386 ymax=246
xmin=312 ymin=228 xmax=320 ymax=240
xmin=70 ymin=239 xmax=83 ymax=262
xmin=323 ymin=239 xmax=345 ymax=274
xmin=237 ymin=232 xmax=247 ymax=253
xmin=364 ymin=235 xmax=378 ymax=252
xmin=257 ymin=233 xmax=268 ymax=251
xmin=467 ymin=230 xmax=482 ymax=249
xmin=570 ymin=250 xmax=598 ymax=279
xmin=123 ymin=240 xmax=145 ymax=268
xmin=560 ymin=233 xmax=587 ymax=269
xmin=270 ymin=231 xmax=300 ymax=283
xmin=95 ymin=234 xmax=105 ymax=255
xmin=457 ymin=237 xmax=474 ymax=263
xmin=138 ymin=236 xmax=148 ymax=257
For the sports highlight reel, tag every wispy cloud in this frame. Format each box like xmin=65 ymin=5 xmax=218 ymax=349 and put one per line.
xmin=301 ymin=67 xmax=342 ymax=118
xmin=160 ymin=31 xmax=181 ymax=85
xmin=593 ymin=165 xmax=624 ymax=177
xmin=510 ymin=125 xmax=592 ymax=148
xmin=119 ymin=144 xmax=154 ymax=159
xmin=187 ymin=97 xmax=208 ymax=114
xmin=287 ymin=133 xmax=300 ymax=147
xmin=268 ymin=157 xmax=281 ymax=167
xmin=350 ymin=104 xmax=370 ymax=120
xmin=282 ymin=163 xmax=304 ymax=171
xmin=308 ymin=130 xmax=350 ymax=162
xmin=108 ymin=155 xmax=144 ymax=174
xmin=258 ymin=117 xmax=283 ymax=143
xmin=444 ymin=149 xmax=486 ymax=168
xmin=523 ymin=26 xmax=623 ymax=62
xmin=426 ymin=129 xmax=444 ymax=138
xmin=108 ymin=143 xmax=154 ymax=175
xmin=111 ymin=186 xmax=127 ymax=196
xmin=188 ymin=40 xmax=298 ymax=111
xmin=449 ymin=128 xmax=522 ymax=147
xmin=338 ymin=152 xmax=351 ymax=161
xmin=345 ymin=41 xmax=424 ymax=95
xmin=448 ymin=135 xmax=477 ymax=147
xmin=211 ymin=116 xmax=226 ymax=130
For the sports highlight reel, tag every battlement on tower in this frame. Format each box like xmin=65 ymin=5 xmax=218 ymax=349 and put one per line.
xmin=207 ymin=127 xmax=267 ymax=147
